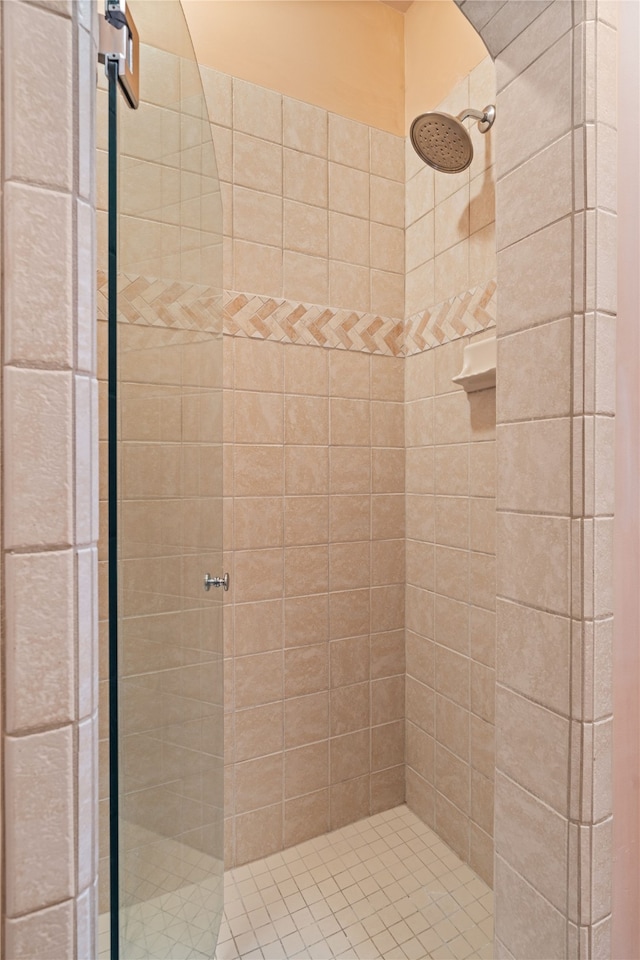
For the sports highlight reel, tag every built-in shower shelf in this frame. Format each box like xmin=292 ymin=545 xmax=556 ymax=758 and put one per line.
xmin=452 ymin=336 xmax=496 ymax=392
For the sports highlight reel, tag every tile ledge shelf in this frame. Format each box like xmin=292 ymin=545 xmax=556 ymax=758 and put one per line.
xmin=452 ymin=336 xmax=497 ymax=392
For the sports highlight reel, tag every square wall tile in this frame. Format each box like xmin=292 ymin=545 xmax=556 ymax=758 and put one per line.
xmin=4 ymin=2 xmax=73 ymax=190
xmin=5 ymin=550 xmax=75 ymax=734
xmin=5 ymin=727 xmax=75 ymax=916
xmin=233 ymin=78 xmax=282 ymax=143
xmin=5 ymin=901 xmax=74 ymax=960
xmin=283 ymin=97 xmax=328 ymax=157
xmin=4 ymin=368 xmax=73 ymax=550
xmin=5 ymin=183 xmax=73 ymax=367
xmin=329 ymin=114 xmax=370 ymax=171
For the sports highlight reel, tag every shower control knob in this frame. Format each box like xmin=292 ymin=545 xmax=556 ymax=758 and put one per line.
xmin=204 ymin=572 xmax=229 ymax=591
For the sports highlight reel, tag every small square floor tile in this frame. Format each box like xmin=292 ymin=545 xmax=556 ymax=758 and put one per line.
xmin=100 ymin=805 xmax=494 ymax=960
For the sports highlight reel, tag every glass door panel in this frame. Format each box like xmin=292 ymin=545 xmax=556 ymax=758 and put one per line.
xmin=108 ymin=3 xmax=224 ymax=956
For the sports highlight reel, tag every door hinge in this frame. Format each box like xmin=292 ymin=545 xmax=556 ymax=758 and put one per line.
xmin=98 ymin=0 xmax=139 ymax=109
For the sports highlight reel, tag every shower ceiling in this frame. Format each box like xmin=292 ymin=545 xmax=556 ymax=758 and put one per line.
xmin=381 ymin=0 xmax=414 ymax=11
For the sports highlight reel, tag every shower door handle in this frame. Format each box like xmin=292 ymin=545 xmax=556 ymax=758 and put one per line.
xmin=204 ymin=572 xmax=229 ymax=591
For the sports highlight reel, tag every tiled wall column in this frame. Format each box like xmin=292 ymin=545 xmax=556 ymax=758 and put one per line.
xmin=569 ymin=2 xmax=616 ymax=954
xmin=1 ymin=1 xmax=98 ymax=957
xmin=457 ymin=0 xmax=617 ymax=957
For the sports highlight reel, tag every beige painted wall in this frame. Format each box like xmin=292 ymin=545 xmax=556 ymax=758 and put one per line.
xmin=181 ymin=0 xmax=486 ymax=136
xmin=182 ymin=1 xmax=405 ymax=135
xmin=404 ymin=0 xmax=487 ymax=129
xmin=130 ymin=0 xmax=195 ymax=58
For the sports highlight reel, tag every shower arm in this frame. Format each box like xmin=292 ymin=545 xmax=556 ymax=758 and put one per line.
xmin=457 ymin=105 xmax=496 ymax=134
xmin=457 ymin=108 xmax=485 ymax=122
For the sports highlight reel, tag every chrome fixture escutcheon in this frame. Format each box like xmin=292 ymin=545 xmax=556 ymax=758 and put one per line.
xmin=204 ymin=572 xmax=229 ymax=591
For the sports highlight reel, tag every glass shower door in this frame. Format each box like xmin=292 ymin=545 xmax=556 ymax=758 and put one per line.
xmin=107 ymin=3 xmax=224 ymax=957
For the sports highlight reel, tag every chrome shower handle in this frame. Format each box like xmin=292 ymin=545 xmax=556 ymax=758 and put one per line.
xmin=204 ymin=572 xmax=229 ymax=591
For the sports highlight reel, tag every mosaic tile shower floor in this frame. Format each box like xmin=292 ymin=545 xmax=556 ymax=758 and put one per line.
xmin=219 ymin=805 xmax=492 ymax=960
xmin=100 ymin=805 xmax=493 ymax=959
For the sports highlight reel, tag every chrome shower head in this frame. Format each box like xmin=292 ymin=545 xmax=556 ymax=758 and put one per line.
xmin=410 ymin=105 xmax=496 ymax=173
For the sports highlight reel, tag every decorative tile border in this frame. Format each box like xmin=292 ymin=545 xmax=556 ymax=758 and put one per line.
xmin=98 ymin=270 xmax=496 ymax=357
xmin=224 ymin=283 xmax=496 ymax=357
xmin=404 ymin=280 xmax=497 ymax=355
xmin=97 ymin=270 xmax=221 ymax=332
xmin=223 ymin=291 xmax=404 ymax=357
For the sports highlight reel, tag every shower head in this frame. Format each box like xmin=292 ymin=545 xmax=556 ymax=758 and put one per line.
xmin=410 ymin=104 xmax=496 ymax=174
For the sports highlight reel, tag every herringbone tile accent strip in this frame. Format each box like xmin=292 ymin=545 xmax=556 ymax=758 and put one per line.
xmin=96 ymin=270 xmax=222 ymax=333
xmin=98 ymin=270 xmax=496 ymax=357
xmin=223 ymin=292 xmax=405 ymax=357
xmin=404 ymin=280 xmax=497 ymax=355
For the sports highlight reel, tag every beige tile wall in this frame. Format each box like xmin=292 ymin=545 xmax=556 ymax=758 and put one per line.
xmin=404 ymin=337 xmax=496 ymax=887
xmin=2 ymin=1 xmax=98 ymax=957
xmin=209 ymin=59 xmax=502 ymax=872
xmin=202 ymin=67 xmax=406 ymax=319
xmin=97 ymin=63 xmax=408 ymax=879
xmin=202 ymin=70 xmax=408 ymax=867
xmin=405 ymin=56 xmax=496 ymax=322
xmin=457 ymin=0 xmax=617 ymax=956
xmin=223 ymin=338 xmax=406 ymax=867
xmin=403 ymin=56 xmax=497 ymax=888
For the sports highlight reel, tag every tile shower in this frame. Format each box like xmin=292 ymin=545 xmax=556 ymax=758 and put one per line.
xmin=99 ymin=35 xmax=498 ymax=948
xmin=92 ymin=1 xmax=620 ymax=957
xmin=0 ymin=0 xmax=622 ymax=956
xmin=212 ymin=57 xmax=497 ymax=884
